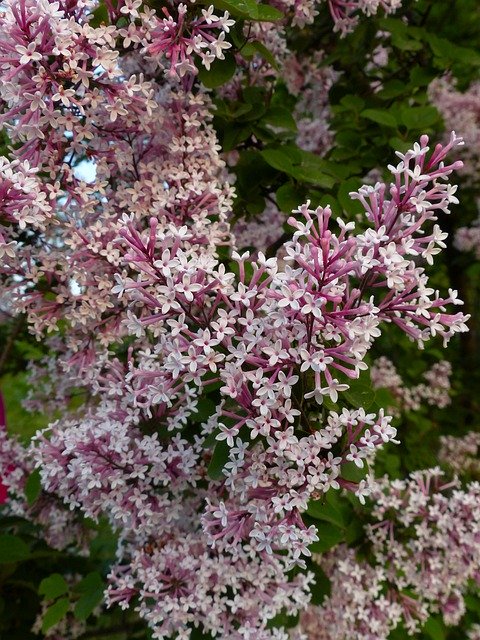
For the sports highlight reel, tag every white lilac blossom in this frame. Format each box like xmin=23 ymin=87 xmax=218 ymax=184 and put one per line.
xmin=300 ymin=469 xmax=480 ymax=639
xmin=429 ymin=77 xmax=480 ymax=183
xmin=371 ymin=356 xmax=452 ymax=415
xmin=325 ymin=0 xmax=409 ymax=35
xmin=233 ymin=200 xmax=286 ymax=254
xmin=454 ymin=211 xmax=480 ymax=260
xmin=0 ymin=129 xmax=465 ymax=638
xmin=0 ymin=429 xmax=91 ymax=551
xmin=439 ymin=431 xmax=480 ymax=476
xmin=148 ymin=4 xmax=235 ymax=81
xmin=268 ymin=0 xmax=407 ymax=31
xmin=23 ymin=134 xmax=466 ymax=637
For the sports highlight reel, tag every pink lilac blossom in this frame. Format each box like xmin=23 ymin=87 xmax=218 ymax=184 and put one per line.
xmin=300 ymin=545 xmax=404 ymax=640
xmin=107 ymin=534 xmax=312 ymax=640
xmin=429 ymin=77 xmax=480 ymax=183
xmin=0 ymin=0 xmax=156 ymax=168
xmin=439 ymin=431 xmax=480 ymax=476
xmin=32 ymin=376 xmax=313 ymax=639
xmin=0 ymin=1 xmax=471 ymax=637
xmin=300 ymin=468 xmax=480 ymax=639
xmin=269 ymin=0 xmax=407 ymax=30
xmin=0 ymin=428 xmax=91 ymax=551
xmin=23 ymin=134 xmax=466 ymax=638
xmin=371 ymin=356 xmax=452 ymax=415
xmin=284 ymin=52 xmax=337 ymax=156
xmin=454 ymin=212 xmax=480 ymax=260
xmin=233 ymin=200 xmax=286 ymax=253
xmin=469 ymin=624 xmax=480 ymax=640
xmin=325 ymin=0 xmax=407 ymax=35
xmin=148 ymin=4 xmax=235 ymax=81
xmin=0 ymin=82 xmax=233 ymax=343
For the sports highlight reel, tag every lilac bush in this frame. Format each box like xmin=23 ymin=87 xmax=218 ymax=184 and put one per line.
xmin=0 ymin=1 xmax=479 ymax=639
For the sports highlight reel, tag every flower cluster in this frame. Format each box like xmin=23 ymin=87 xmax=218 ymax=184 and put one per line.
xmin=20 ymin=134 xmax=465 ymax=637
xmin=300 ymin=468 xmax=480 ymax=639
xmin=107 ymin=534 xmax=311 ymax=640
xmin=0 ymin=2 xmax=472 ymax=638
xmin=148 ymin=4 xmax=235 ymax=80
xmin=371 ymin=356 xmax=452 ymax=415
xmin=0 ymin=426 xmax=91 ymax=551
xmin=429 ymin=77 xmax=480 ymax=182
xmin=233 ymin=200 xmax=286 ymax=253
xmin=0 ymin=0 xmax=159 ymax=167
xmin=268 ymin=0 xmax=407 ymax=31
xmin=325 ymin=0 xmax=407 ymax=35
xmin=454 ymin=212 xmax=480 ymax=260
xmin=33 ymin=381 xmax=313 ymax=639
xmin=439 ymin=431 xmax=480 ymax=476
xmin=285 ymin=52 xmax=337 ymax=156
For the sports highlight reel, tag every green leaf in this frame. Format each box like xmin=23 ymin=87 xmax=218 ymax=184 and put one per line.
xmin=189 ymin=626 xmax=215 ymax=639
xmin=89 ymin=2 xmax=109 ymax=27
xmin=255 ymin=4 xmax=284 ymax=21
xmin=374 ymin=387 xmax=396 ymax=409
xmin=263 ymin=106 xmax=296 ymax=131
xmin=388 ymin=137 xmax=411 ymax=154
xmin=309 ymin=521 xmax=345 ymax=553
xmin=228 ymin=103 xmax=254 ymax=119
xmin=308 ymin=562 xmax=331 ymax=605
xmin=42 ymin=598 xmax=70 ymax=633
xmin=465 ymin=593 xmax=480 ymax=614
xmin=74 ymin=571 xmax=104 ymax=594
xmin=400 ymin=106 xmax=439 ymax=131
xmin=198 ymin=53 xmax=236 ymax=88
xmin=246 ymin=193 xmax=266 ymax=215
xmin=409 ymin=66 xmax=436 ymax=88
xmin=345 ymin=518 xmax=364 ymax=544
xmin=306 ymin=491 xmax=351 ymax=528
xmin=341 ymin=461 xmax=367 ymax=483
xmin=74 ymin=572 xmax=104 ymax=621
xmin=340 ymin=95 xmax=365 ymax=112
xmin=344 ymin=383 xmax=375 ymax=409
xmin=426 ymin=34 xmax=480 ymax=67
xmin=422 ymin=616 xmax=446 ymax=640
xmin=207 ymin=440 xmax=230 ymax=480
xmin=335 ymin=129 xmax=363 ymax=150
xmin=376 ymin=80 xmax=406 ymax=100
xmin=25 ymin=469 xmax=42 ymax=506
xmin=39 ymin=574 xmax=69 ymax=600
xmin=337 ymin=178 xmax=365 ymax=215
xmin=222 ymin=124 xmax=252 ymax=152
xmin=192 ymin=398 xmax=216 ymax=423
xmin=291 ymin=166 xmax=337 ymax=189
xmin=260 ymin=148 xmax=294 ymax=173
xmin=361 ymin=109 xmax=397 ymax=128
xmin=276 ymin=183 xmax=305 ymax=213
xmin=74 ymin=589 xmax=104 ymax=621
xmin=211 ymin=0 xmax=259 ymax=18
xmin=266 ymin=609 xmax=299 ymax=630
xmin=0 ymin=534 xmax=30 ymax=563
